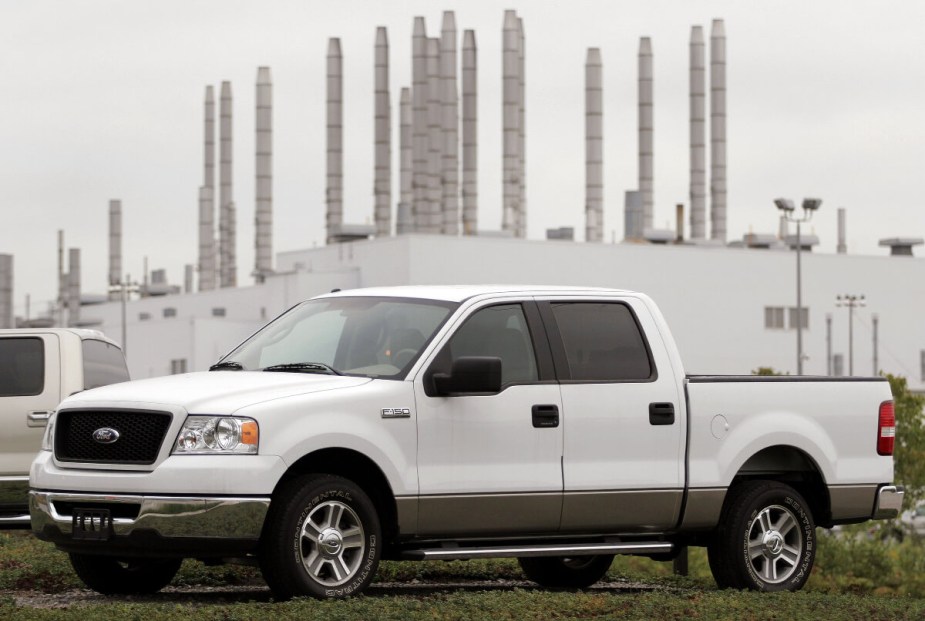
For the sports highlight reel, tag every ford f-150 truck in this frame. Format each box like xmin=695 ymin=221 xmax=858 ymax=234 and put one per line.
xmin=1 ymin=328 xmax=128 ymax=527
xmin=29 ymin=286 xmax=902 ymax=599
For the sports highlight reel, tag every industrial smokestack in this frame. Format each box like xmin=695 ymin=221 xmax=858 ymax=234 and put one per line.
xmin=710 ymin=19 xmax=727 ymax=242
xmin=374 ymin=28 xmax=392 ymax=238
xmin=396 ymin=87 xmax=413 ymax=234
xmin=676 ymin=204 xmax=684 ymax=242
xmin=502 ymin=10 xmax=521 ymax=237
xmin=585 ymin=48 xmax=603 ymax=243
xmin=624 ymin=191 xmax=644 ymax=241
xmin=67 ymin=248 xmax=80 ymax=327
xmin=57 ymin=230 xmax=65 ymax=326
xmin=255 ymin=66 xmax=273 ymax=282
xmin=411 ymin=17 xmax=427 ymax=232
xmin=461 ymin=29 xmax=478 ymax=235
xmin=198 ymin=186 xmax=216 ymax=290
xmin=638 ymin=37 xmax=654 ymax=231
xmin=426 ymin=37 xmax=442 ymax=234
xmin=108 ymin=199 xmax=122 ymax=300
xmin=837 ymin=207 xmax=847 ymax=254
xmin=440 ymin=12 xmax=459 ymax=235
xmin=0 ymin=254 xmax=12 ymax=329
xmin=326 ymin=38 xmax=343 ymax=244
xmin=517 ymin=17 xmax=526 ymax=239
xmin=184 ymin=264 xmax=194 ymax=294
xmin=219 ymin=80 xmax=235 ymax=287
xmin=204 ymin=86 xmax=215 ymax=191
xmin=689 ymin=26 xmax=706 ymax=239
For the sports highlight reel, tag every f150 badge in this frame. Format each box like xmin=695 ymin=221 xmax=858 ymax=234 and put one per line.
xmin=381 ymin=408 xmax=411 ymax=419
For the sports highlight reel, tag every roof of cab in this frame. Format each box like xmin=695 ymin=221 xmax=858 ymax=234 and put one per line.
xmin=316 ymin=284 xmax=633 ymax=304
xmin=0 ymin=327 xmax=121 ymax=347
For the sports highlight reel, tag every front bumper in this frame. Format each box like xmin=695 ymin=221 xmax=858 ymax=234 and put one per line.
xmin=872 ymin=485 xmax=904 ymax=520
xmin=30 ymin=491 xmax=270 ymax=557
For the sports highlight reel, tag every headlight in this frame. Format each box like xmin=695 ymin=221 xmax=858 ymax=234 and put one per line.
xmin=40 ymin=412 xmax=57 ymax=451
xmin=173 ymin=416 xmax=259 ymax=454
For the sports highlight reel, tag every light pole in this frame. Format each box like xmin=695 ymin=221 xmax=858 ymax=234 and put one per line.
xmin=775 ymin=197 xmax=822 ymax=375
xmin=108 ymin=274 xmax=140 ymax=355
xmin=836 ymin=294 xmax=865 ymax=376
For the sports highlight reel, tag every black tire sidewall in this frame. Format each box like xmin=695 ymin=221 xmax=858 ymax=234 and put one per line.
xmin=737 ymin=485 xmax=815 ymax=592
xmin=278 ymin=477 xmax=380 ymax=598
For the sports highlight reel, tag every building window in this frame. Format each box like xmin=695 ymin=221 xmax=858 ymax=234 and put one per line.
xmin=163 ymin=307 xmax=177 ymax=318
xmin=212 ymin=307 xmax=226 ymax=317
xmin=788 ymin=307 xmax=809 ymax=330
xmin=764 ymin=306 xmax=785 ymax=329
xmin=139 ymin=312 xmax=151 ymax=321
xmin=170 ymin=359 xmax=188 ymax=375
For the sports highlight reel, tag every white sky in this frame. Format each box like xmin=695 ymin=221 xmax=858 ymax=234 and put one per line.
xmin=2 ymin=0 xmax=924 ymax=317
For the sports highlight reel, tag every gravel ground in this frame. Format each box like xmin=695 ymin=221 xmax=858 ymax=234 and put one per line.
xmin=3 ymin=578 xmax=671 ymax=609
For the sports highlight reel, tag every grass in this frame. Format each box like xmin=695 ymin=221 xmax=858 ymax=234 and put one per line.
xmin=3 ymin=528 xmax=925 ymax=619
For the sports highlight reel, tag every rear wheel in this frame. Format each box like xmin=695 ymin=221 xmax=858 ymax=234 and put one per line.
xmin=68 ymin=554 xmax=181 ymax=595
xmin=707 ymin=481 xmax=815 ymax=591
xmin=259 ymin=474 xmax=381 ymax=600
xmin=518 ymin=554 xmax=614 ymax=588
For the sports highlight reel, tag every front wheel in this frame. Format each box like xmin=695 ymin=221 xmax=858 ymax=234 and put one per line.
xmin=518 ymin=554 xmax=614 ymax=588
xmin=68 ymin=554 xmax=181 ymax=595
xmin=708 ymin=481 xmax=816 ymax=591
xmin=259 ymin=474 xmax=381 ymax=600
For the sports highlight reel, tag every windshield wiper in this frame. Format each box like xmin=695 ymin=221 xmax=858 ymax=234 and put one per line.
xmin=209 ymin=360 xmax=244 ymax=371
xmin=262 ymin=362 xmax=342 ymax=376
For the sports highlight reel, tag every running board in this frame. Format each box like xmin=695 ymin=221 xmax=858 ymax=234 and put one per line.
xmin=0 ymin=514 xmax=31 ymax=528
xmin=400 ymin=541 xmax=673 ymax=561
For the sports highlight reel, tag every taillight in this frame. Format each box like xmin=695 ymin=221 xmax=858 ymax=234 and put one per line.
xmin=877 ymin=401 xmax=895 ymax=456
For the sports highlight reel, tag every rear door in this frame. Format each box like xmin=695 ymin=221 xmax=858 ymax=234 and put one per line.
xmin=538 ymin=296 xmax=685 ymax=532
xmin=414 ymin=299 xmax=563 ymax=536
xmin=0 ymin=334 xmax=60 ymax=476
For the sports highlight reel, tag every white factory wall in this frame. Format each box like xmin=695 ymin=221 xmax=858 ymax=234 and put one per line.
xmin=84 ymin=236 xmax=925 ymax=390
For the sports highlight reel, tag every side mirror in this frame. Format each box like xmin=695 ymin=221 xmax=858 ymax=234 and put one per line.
xmin=432 ymin=356 xmax=502 ymax=397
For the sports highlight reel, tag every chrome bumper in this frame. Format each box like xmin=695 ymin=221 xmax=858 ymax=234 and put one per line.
xmin=872 ymin=485 xmax=904 ymax=520
xmin=30 ymin=491 xmax=271 ymax=540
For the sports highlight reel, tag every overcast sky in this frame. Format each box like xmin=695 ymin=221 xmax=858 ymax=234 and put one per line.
xmin=2 ymin=0 xmax=924 ymax=317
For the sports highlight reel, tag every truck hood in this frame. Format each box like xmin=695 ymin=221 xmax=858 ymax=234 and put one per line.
xmin=60 ymin=371 xmax=373 ymax=414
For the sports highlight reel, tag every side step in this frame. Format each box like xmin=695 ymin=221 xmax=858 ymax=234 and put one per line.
xmin=401 ymin=541 xmax=673 ymax=561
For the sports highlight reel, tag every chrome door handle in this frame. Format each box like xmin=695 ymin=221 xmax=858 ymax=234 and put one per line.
xmin=27 ymin=411 xmax=51 ymax=428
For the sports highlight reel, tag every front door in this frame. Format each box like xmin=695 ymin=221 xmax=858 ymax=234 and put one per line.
xmin=415 ymin=301 xmax=563 ymax=536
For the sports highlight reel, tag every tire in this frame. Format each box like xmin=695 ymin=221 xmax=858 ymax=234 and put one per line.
xmin=259 ymin=474 xmax=381 ymax=600
xmin=68 ymin=554 xmax=181 ymax=595
xmin=707 ymin=481 xmax=816 ymax=592
xmin=518 ymin=554 xmax=614 ymax=589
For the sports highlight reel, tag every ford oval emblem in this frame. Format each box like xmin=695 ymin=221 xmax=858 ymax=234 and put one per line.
xmin=92 ymin=427 xmax=120 ymax=444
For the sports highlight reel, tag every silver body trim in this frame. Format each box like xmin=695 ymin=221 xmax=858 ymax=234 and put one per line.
xmin=829 ymin=484 xmax=879 ymax=521
xmin=873 ymin=485 xmax=904 ymax=520
xmin=0 ymin=514 xmax=31 ymax=526
xmin=402 ymin=541 xmax=673 ymax=561
xmin=0 ymin=476 xmax=29 ymax=505
xmin=30 ymin=491 xmax=270 ymax=540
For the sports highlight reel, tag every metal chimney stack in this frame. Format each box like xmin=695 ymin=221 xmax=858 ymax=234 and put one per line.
xmin=411 ymin=17 xmax=427 ymax=232
xmin=199 ymin=86 xmax=217 ymax=291
xmin=638 ymin=37 xmax=654 ymax=231
xmin=396 ymin=87 xmax=413 ymax=234
xmin=710 ymin=19 xmax=727 ymax=242
xmin=502 ymin=10 xmax=522 ymax=237
xmin=517 ymin=17 xmax=526 ymax=238
xmin=440 ymin=12 xmax=459 ymax=235
xmin=461 ymin=29 xmax=478 ymax=235
xmin=689 ymin=26 xmax=706 ymax=239
xmin=837 ymin=207 xmax=847 ymax=254
xmin=0 ymin=254 xmax=12 ymax=329
xmin=108 ymin=200 xmax=122 ymax=300
xmin=326 ymin=38 xmax=343 ymax=245
xmin=585 ymin=48 xmax=603 ymax=243
xmin=255 ymin=67 xmax=273 ymax=282
xmin=426 ymin=37 xmax=442 ymax=234
xmin=374 ymin=28 xmax=392 ymax=238
xmin=184 ymin=264 xmax=194 ymax=294
xmin=219 ymin=80 xmax=235 ymax=286
xmin=57 ymin=230 xmax=65 ymax=325
xmin=67 ymin=248 xmax=80 ymax=327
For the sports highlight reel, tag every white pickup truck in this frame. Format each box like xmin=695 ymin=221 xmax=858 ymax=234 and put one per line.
xmin=1 ymin=328 xmax=129 ymax=527
xmin=29 ymin=286 xmax=902 ymax=598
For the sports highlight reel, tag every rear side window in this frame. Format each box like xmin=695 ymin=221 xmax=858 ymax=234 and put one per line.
xmin=0 ymin=337 xmax=45 ymax=396
xmin=82 ymin=339 xmax=130 ymax=389
xmin=551 ymin=302 xmax=653 ymax=381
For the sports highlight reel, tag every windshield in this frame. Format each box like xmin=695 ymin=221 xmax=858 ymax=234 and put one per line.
xmin=220 ymin=296 xmax=457 ymax=379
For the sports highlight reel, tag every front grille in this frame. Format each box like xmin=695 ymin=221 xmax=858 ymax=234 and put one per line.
xmin=55 ymin=409 xmax=173 ymax=465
